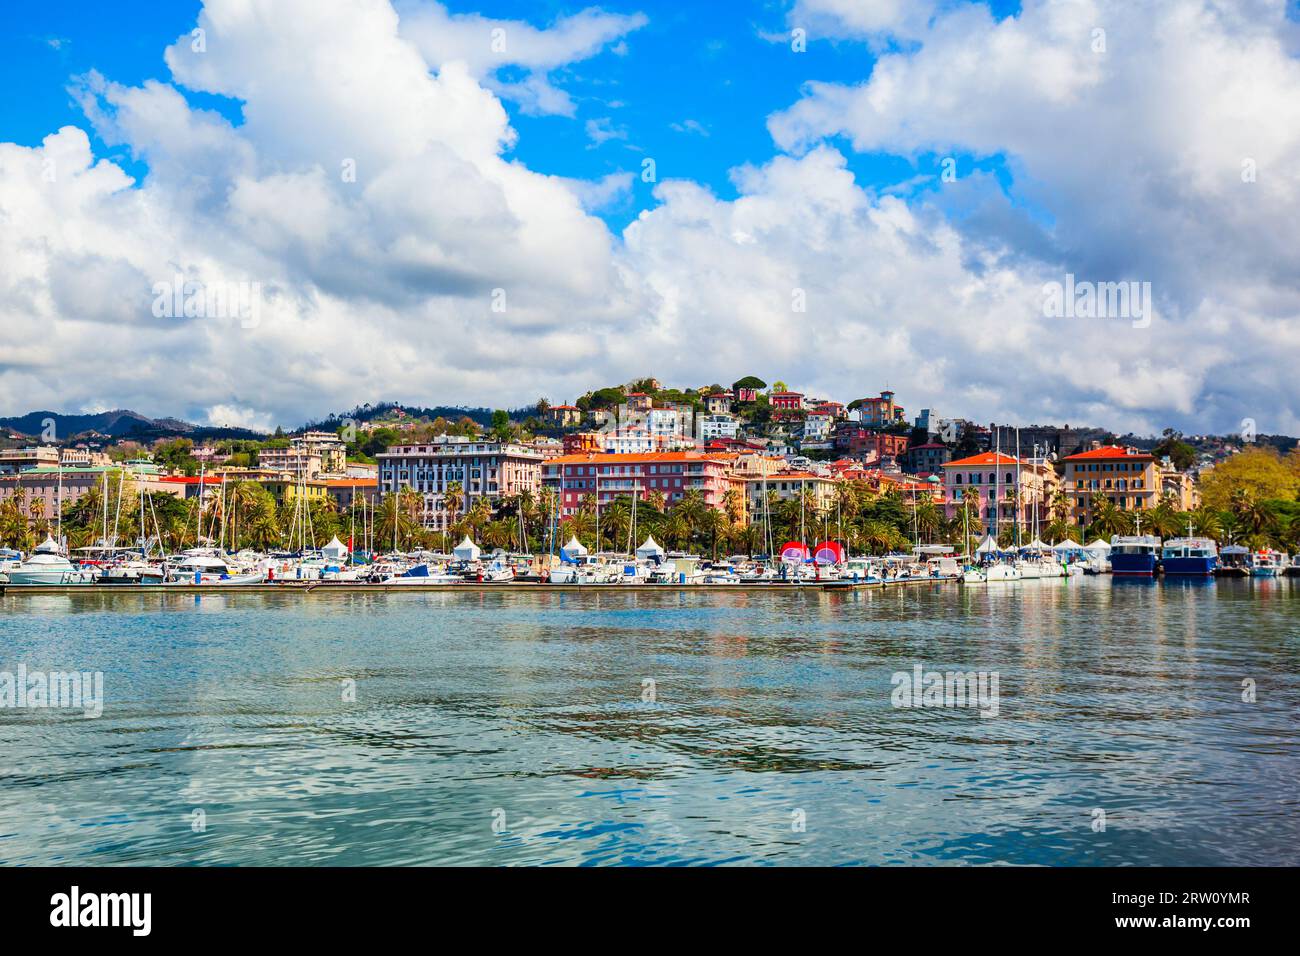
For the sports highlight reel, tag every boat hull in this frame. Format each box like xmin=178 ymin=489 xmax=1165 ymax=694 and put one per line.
xmin=1111 ymin=554 xmax=1157 ymax=577
xmin=5 ymin=570 xmax=96 ymax=586
xmin=1162 ymin=556 xmax=1217 ymax=576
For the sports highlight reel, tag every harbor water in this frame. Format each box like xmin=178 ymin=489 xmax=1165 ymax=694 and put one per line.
xmin=1 ymin=577 xmax=1296 ymax=866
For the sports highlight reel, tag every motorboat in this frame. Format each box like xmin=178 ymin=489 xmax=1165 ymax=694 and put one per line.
xmin=1160 ymin=537 xmax=1218 ymax=576
xmin=1247 ymin=548 xmax=1286 ymax=577
xmin=4 ymin=537 xmax=97 ymax=585
xmin=164 ymin=550 xmax=264 ymax=585
xmin=1110 ymin=535 xmax=1161 ymax=577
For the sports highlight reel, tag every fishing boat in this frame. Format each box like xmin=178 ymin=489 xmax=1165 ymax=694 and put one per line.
xmin=1247 ymin=548 xmax=1286 ymax=577
xmin=5 ymin=536 xmax=97 ymax=585
xmin=1109 ymin=535 xmax=1161 ymax=577
xmin=1215 ymin=545 xmax=1250 ymax=577
xmin=1160 ymin=537 xmax=1218 ymax=576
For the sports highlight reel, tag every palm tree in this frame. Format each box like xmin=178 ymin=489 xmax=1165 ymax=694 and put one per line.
xmin=560 ymin=512 xmax=596 ymax=550
xmin=374 ymin=493 xmax=416 ymax=552
xmin=692 ymin=508 xmax=720 ymax=559
xmin=662 ymin=513 xmax=689 ymax=550
xmin=1089 ymin=497 xmax=1133 ymax=538
xmin=1147 ymin=498 xmax=1184 ymax=538
xmin=481 ymin=519 xmax=513 ymax=550
xmin=443 ymin=481 xmax=464 ymax=536
xmin=721 ymin=488 xmax=743 ymax=527
xmin=600 ymin=496 xmax=632 ymax=552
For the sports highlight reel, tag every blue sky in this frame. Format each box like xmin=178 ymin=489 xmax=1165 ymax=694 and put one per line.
xmin=0 ymin=0 xmax=1023 ymax=232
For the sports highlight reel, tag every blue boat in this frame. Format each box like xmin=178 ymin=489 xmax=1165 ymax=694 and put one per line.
xmin=1110 ymin=535 xmax=1161 ymax=576
xmin=1161 ymin=537 xmax=1218 ymax=576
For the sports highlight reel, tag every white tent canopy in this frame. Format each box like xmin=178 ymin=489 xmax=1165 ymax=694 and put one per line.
xmin=560 ymin=535 xmax=588 ymax=560
xmin=453 ymin=536 xmax=481 ymax=561
xmin=322 ymin=536 xmax=348 ymax=560
xmin=635 ymin=536 xmax=665 ymax=560
xmin=1086 ymin=538 xmax=1112 ymax=552
xmin=1025 ymin=538 xmax=1050 ymax=550
xmin=1052 ymin=539 xmax=1085 ymax=553
xmin=974 ymin=534 xmax=1001 ymax=555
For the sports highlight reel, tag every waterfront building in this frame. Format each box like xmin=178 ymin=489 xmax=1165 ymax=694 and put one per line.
xmin=745 ymin=471 xmax=838 ymax=516
xmin=942 ymin=452 xmax=1059 ymax=535
xmin=378 ymin=436 xmax=543 ymax=530
xmin=0 ymin=465 xmax=184 ymax=524
xmin=1061 ymin=444 xmax=1159 ymax=525
xmin=544 ymin=451 xmax=737 ymax=517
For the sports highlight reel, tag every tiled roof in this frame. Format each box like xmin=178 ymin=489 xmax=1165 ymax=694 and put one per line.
xmin=943 ymin=452 xmax=1022 ymax=468
xmin=1062 ymin=445 xmax=1154 ymax=461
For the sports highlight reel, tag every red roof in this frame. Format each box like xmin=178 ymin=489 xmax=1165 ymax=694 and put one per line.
xmin=943 ymin=452 xmax=1021 ymax=468
xmin=158 ymin=475 xmax=223 ymax=485
xmin=1063 ymin=445 xmax=1154 ymax=462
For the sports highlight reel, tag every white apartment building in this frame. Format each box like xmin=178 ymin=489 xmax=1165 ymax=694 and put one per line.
xmin=700 ymin=414 xmax=740 ymax=441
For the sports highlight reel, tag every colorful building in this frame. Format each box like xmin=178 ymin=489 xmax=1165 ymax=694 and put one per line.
xmin=942 ymin=452 xmax=1059 ymax=535
xmin=856 ymin=390 xmax=906 ymax=428
xmin=378 ymin=436 xmax=544 ymax=530
xmin=543 ymin=452 xmax=738 ymax=518
xmin=545 ymin=405 xmax=584 ymax=428
xmin=1061 ymin=445 xmax=1159 ymax=525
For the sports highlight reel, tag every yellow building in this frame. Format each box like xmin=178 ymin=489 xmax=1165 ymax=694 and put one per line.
xmin=1061 ymin=445 xmax=1159 ymax=525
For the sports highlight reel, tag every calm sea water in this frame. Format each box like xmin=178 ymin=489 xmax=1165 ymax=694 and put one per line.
xmin=1 ymin=578 xmax=1296 ymax=866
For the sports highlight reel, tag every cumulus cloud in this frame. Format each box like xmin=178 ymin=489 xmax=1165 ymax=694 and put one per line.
xmin=0 ymin=0 xmax=1298 ymax=438
xmin=397 ymin=1 xmax=647 ymax=116
xmin=768 ymin=0 xmax=1300 ymax=434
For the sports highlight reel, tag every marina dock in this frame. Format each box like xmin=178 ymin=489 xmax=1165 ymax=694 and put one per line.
xmin=0 ymin=576 xmax=961 ymax=596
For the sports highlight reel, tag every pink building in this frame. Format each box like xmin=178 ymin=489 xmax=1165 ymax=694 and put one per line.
xmin=942 ymin=452 xmax=1057 ymax=536
xmin=544 ymin=452 xmax=736 ymax=517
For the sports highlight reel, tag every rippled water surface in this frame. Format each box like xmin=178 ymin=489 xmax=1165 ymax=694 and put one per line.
xmin=1 ymin=578 xmax=1297 ymax=866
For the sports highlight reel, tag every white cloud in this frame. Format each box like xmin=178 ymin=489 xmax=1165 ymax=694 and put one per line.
xmin=787 ymin=0 xmax=936 ymax=41
xmin=397 ymin=1 xmax=647 ymax=116
xmin=1 ymin=0 xmax=1298 ymax=438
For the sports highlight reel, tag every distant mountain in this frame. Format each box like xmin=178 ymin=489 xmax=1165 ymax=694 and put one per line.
xmin=0 ymin=409 xmax=265 ymax=443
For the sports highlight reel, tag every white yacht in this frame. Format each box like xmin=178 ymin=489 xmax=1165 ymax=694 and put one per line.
xmin=5 ymin=537 xmax=97 ymax=586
